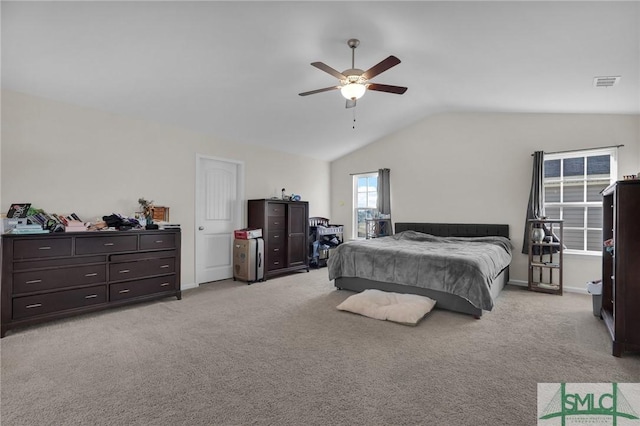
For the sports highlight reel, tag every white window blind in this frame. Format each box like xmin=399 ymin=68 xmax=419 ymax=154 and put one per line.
xmin=543 ymin=148 xmax=617 ymax=254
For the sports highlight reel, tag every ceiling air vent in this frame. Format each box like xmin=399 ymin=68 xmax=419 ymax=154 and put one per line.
xmin=593 ymin=76 xmax=621 ymax=88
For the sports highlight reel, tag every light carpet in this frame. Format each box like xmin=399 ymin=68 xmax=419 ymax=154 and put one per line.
xmin=1 ymin=269 xmax=638 ymax=425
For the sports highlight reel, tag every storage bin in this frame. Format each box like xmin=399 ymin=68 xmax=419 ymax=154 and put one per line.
xmin=587 ymin=280 xmax=602 ymax=317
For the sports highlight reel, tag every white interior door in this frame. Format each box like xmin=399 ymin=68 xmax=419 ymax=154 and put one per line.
xmin=195 ymin=155 xmax=244 ymax=284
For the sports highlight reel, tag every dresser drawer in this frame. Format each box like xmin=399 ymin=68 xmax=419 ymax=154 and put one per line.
xmin=267 ymin=230 xmax=286 ymax=245
xmin=110 ymin=276 xmax=176 ymax=301
xmin=14 ymin=264 xmax=107 ymax=294
xmin=12 ymin=285 xmax=106 ymax=320
xmin=139 ymin=233 xmax=176 ymax=250
xmin=269 ymin=242 xmax=285 ymax=259
xmin=268 ymin=216 xmax=285 ymax=230
xmin=13 ymin=238 xmax=72 ymax=259
xmin=267 ymin=203 xmax=285 ymax=217
xmin=267 ymin=252 xmax=285 ymax=270
xmin=75 ymin=235 xmax=138 ymax=255
xmin=109 ymin=257 xmax=176 ymax=282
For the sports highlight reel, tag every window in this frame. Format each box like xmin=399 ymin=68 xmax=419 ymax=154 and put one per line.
xmin=543 ymin=148 xmax=617 ymax=254
xmin=353 ymin=172 xmax=378 ymax=239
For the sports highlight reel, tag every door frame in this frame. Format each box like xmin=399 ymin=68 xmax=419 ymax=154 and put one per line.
xmin=194 ymin=153 xmax=245 ymax=286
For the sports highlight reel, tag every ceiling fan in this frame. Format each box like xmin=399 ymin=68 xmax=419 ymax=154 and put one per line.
xmin=299 ymin=39 xmax=408 ymax=108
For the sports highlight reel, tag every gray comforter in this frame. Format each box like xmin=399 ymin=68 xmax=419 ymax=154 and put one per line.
xmin=328 ymin=231 xmax=512 ymax=310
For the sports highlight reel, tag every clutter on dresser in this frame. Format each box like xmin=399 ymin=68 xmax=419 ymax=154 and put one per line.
xmin=277 ymin=188 xmax=303 ymax=202
xmin=64 ymin=220 xmax=88 ymax=232
xmin=158 ymin=222 xmax=181 ymax=230
xmin=7 ymin=203 xmax=31 ymax=219
xmin=102 ymin=213 xmax=139 ymax=231
xmin=137 ymin=197 xmax=162 ymax=229
xmin=2 ymin=201 xmax=179 ymax=234
xmin=2 ymin=204 xmax=91 ymax=234
xmin=10 ymin=223 xmax=48 ymax=234
xmin=151 ymin=206 xmax=169 ymax=222
xmin=3 ymin=203 xmax=44 ymax=234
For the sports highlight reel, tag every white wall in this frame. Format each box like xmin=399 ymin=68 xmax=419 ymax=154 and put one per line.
xmin=4 ymin=92 xmax=639 ymax=293
xmin=330 ymin=112 xmax=640 ymax=292
xmin=1 ymin=90 xmax=331 ymax=288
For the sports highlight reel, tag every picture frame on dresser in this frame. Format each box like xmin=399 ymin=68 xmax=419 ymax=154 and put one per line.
xmin=1 ymin=229 xmax=181 ymax=337
xmin=151 ymin=206 xmax=170 ymax=222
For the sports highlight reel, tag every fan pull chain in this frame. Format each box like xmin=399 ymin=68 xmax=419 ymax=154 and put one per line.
xmin=352 ymin=108 xmax=356 ymax=129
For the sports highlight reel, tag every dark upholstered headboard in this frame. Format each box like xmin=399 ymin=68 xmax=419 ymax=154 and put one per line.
xmin=395 ymin=223 xmax=509 ymax=238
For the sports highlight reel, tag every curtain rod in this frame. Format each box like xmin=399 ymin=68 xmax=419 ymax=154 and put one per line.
xmin=532 ymin=144 xmax=624 ymax=156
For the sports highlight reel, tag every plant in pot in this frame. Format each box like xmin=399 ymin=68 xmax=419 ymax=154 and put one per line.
xmin=138 ymin=198 xmax=157 ymax=229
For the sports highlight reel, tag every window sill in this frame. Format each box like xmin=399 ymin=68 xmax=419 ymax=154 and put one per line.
xmin=563 ymin=250 xmax=602 ymax=257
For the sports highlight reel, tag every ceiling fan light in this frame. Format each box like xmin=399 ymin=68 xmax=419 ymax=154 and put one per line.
xmin=341 ymin=83 xmax=366 ymax=100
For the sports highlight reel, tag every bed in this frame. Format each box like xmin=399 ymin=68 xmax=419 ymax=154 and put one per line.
xmin=328 ymin=223 xmax=512 ymax=318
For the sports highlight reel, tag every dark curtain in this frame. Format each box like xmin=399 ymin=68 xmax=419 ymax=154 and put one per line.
xmin=522 ymin=151 xmax=544 ymax=254
xmin=377 ymin=168 xmax=391 ymax=215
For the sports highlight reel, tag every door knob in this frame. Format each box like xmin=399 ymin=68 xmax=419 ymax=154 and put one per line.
xmin=198 ymin=226 xmax=204 ymax=230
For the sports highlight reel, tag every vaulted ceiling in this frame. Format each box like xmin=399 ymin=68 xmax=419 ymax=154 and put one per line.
xmin=2 ymin=1 xmax=639 ymax=161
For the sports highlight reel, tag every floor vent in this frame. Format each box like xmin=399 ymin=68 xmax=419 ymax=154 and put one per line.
xmin=593 ymin=76 xmax=621 ymax=88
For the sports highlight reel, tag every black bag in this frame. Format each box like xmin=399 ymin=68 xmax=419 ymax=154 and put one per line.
xmin=102 ymin=214 xmax=139 ymax=230
xmin=102 ymin=214 xmax=124 ymax=228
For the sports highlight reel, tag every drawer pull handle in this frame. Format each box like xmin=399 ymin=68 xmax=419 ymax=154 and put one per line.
xmin=26 ymin=279 xmax=43 ymax=284
xmin=26 ymin=303 xmax=42 ymax=309
xmin=119 ymin=289 xmax=130 ymax=294
xmin=274 ymin=222 xmax=280 ymax=225
xmin=85 ymin=273 xmax=98 ymax=277
xmin=155 ymin=240 xmax=163 ymax=243
xmin=104 ymin=243 xmax=115 ymax=246
xmin=273 ymin=248 xmax=280 ymax=252
xmin=274 ymin=261 xmax=280 ymax=265
xmin=85 ymin=294 xmax=98 ymax=299
xmin=160 ymin=265 xmax=170 ymax=268
xmin=273 ymin=235 xmax=279 ymax=239
xmin=38 ymin=246 xmax=51 ymax=250
xmin=160 ymin=282 xmax=170 ymax=287
xmin=119 ymin=269 xmax=130 ymax=274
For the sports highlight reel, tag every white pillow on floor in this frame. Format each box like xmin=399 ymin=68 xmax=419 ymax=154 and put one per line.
xmin=337 ymin=289 xmax=436 ymax=326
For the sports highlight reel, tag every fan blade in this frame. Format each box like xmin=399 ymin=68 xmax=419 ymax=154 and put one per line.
xmin=362 ymin=56 xmax=401 ymax=80
xmin=345 ymin=99 xmax=356 ymax=109
xmin=299 ymin=86 xmax=340 ymax=96
xmin=311 ymin=62 xmax=346 ymax=80
xmin=367 ymin=83 xmax=408 ymax=95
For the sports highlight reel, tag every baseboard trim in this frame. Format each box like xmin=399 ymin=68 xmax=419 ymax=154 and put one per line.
xmin=181 ymin=282 xmax=198 ymax=291
xmin=508 ymin=280 xmax=527 ymax=287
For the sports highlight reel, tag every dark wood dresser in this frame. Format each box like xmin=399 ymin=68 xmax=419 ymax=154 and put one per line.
xmin=601 ymin=180 xmax=640 ymax=356
xmin=1 ymin=229 xmax=181 ymax=337
xmin=248 ymin=199 xmax=309 ymax=279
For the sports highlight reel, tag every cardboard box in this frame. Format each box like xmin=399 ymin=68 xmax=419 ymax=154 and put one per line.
xmin=234 ymin=228 xmax=263 ymax=239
